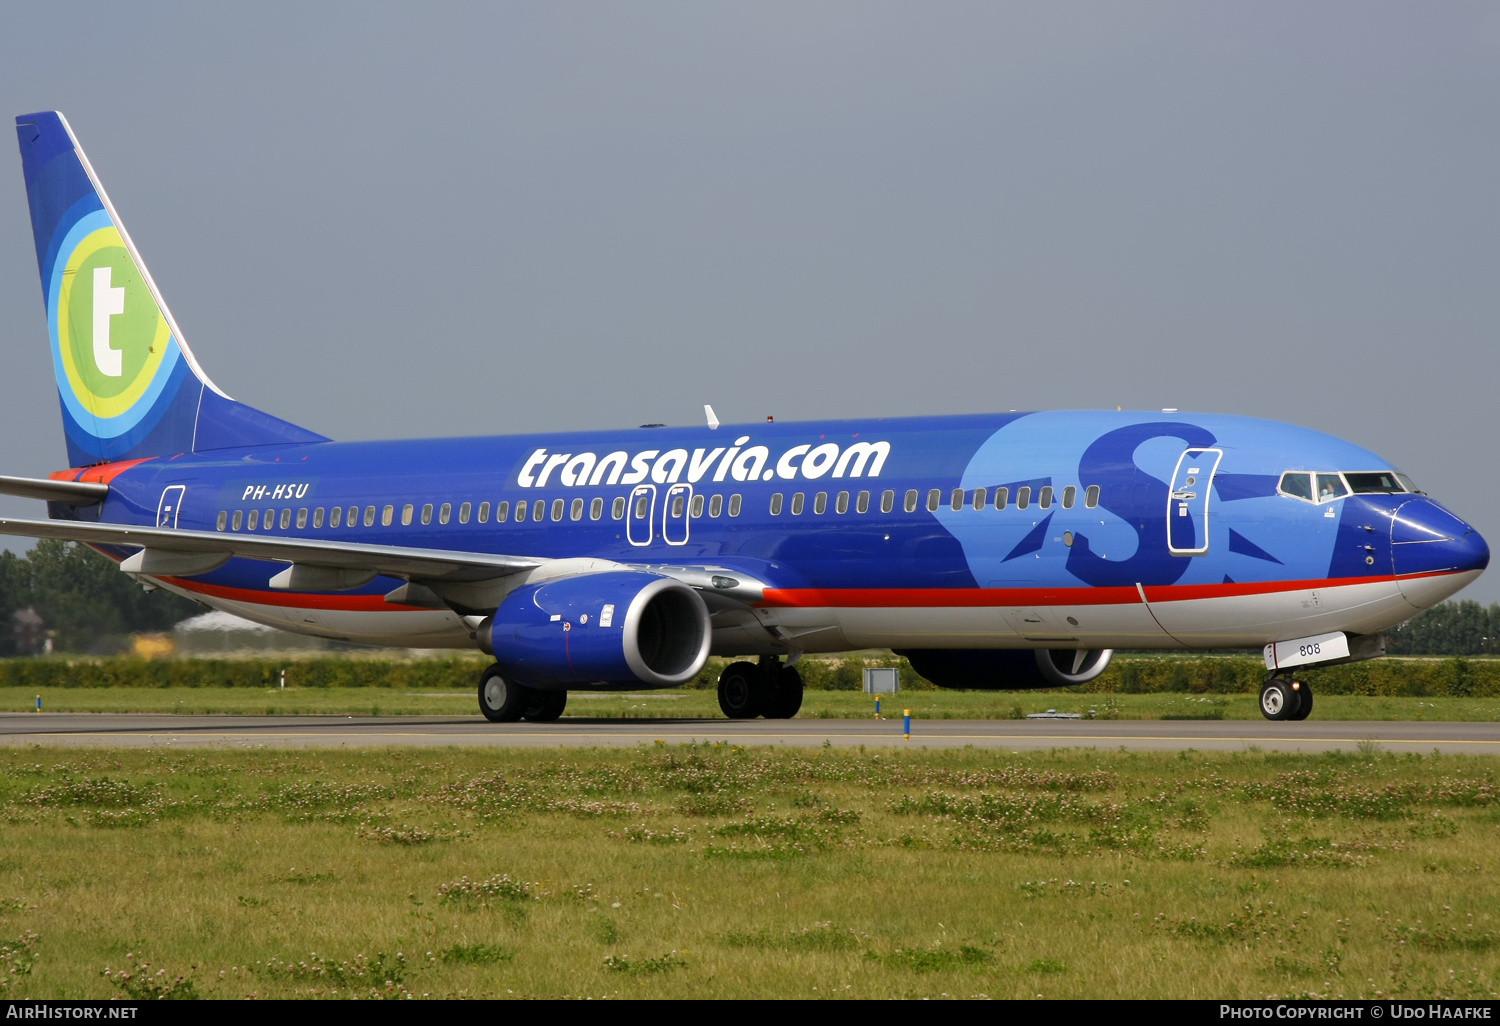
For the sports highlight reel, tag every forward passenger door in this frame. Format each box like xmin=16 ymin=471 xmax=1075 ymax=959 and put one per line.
xmin=1167 ymin=448 xmax=1223 ymax=556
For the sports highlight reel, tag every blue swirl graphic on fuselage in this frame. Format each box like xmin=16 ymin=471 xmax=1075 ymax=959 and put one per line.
xmin=1063 ymin=421 xmax=1216 ymax=587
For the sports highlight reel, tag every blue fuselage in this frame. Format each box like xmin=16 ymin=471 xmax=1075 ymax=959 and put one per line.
xmin=66 ymin=409 xmax=1487 ymax=653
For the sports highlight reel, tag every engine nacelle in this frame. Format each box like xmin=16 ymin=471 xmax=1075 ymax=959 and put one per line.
xmin=900 ymin=648 xmax=1113 ymax=690
xmin=480 ymin=571 xmax=711 ymax=688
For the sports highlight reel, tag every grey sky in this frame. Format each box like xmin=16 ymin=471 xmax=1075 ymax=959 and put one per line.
xmin=3 ymin=2 xmax=1497 ymax=602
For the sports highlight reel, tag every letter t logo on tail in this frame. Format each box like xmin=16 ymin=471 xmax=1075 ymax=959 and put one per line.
xmin=92 ymin=266 xmax=124 ymax=377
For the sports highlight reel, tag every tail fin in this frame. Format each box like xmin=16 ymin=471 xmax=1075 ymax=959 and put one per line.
xmin=15 ymin=111 xmax=327 ymax=466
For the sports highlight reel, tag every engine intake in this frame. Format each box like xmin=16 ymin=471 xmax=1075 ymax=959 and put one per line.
xmin=480 ymin=571 xmax=711 ymax=687
xmin=899 ymin=648 xmax=1113 ymax=690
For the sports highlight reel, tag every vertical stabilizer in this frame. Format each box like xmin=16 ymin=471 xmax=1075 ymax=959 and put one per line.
xmin=15 ymin=111 xmax=326 ymax=466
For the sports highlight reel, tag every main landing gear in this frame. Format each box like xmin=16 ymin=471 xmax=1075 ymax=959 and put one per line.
xmin=478 ymin=664 xmax=568 ymax=723
xmin=1259 ymin=673 xmax=1313 ymax=722
xmin=717 ymin=657 xmax=804 ymax=720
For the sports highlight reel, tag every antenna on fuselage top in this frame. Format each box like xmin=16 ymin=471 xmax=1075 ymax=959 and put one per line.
xmin=704 ymin=405 xmax=720 ymax=430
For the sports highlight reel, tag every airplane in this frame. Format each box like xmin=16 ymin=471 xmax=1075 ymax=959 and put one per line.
xmin=2 ymin=111 xmax=1488 ymax=723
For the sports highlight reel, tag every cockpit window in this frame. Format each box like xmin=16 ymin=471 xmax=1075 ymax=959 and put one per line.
xmin=1345 ymin=472 xmax=1407 ymax=494
xmin=1396 ymin=473 xmax=1417 ymax=493
xmin=1316 ymin=474 xmax=1349 ymax=502
xmin=1278 ymin=472 xmax=1313 ymax=501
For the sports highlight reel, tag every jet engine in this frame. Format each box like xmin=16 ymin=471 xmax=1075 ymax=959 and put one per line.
xmin=479 ymin=571 xmax=711 ymax=688
xmin=899 ymin=648 xmax=1113 ymax=690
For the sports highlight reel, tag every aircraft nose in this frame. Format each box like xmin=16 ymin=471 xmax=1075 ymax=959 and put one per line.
xmin=1390 ymin=498 xmax=1490 ymax=579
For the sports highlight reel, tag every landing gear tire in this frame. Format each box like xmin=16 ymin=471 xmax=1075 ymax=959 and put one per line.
xmin=522 ymin=689 xmax=568 ymax=723
xmin=478 ymin=664 xmax=530 ymax=723
xmin=1288 ymin=680 xmax=1312 ymax=721
xmin=763 ymin=665 xmax=804 ymax=720
xmin=1259 ymin=676 xmax=1303 ymax=721
xmin=718 ymin=661 xmax=766 ymax=719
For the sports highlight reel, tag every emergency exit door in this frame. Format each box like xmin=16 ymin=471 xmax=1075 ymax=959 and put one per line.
xmin=1166 ymin=448 xmax=1222 ymax=556
xmin=627 ymin=485 xmax=656 ymax=547
xmin=663 ymin=484 xmax=692 ymax=546
xmin=156 ymin=485 xmax=185 ymax=529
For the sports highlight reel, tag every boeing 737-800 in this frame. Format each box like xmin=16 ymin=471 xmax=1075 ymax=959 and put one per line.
xmin=3 ymin=111 xmax=1488 ymax=722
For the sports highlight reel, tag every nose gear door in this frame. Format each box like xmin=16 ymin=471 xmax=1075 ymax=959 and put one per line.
xmin=1167 ymin=448 xmax=1223 ymax=556
xmin=663 ymin=484 xmax=692 ymax=546
xmin=627 ymin=485 xmax=656 ymax=547
xmin=156 ymin=485 xmax=185 ymax=529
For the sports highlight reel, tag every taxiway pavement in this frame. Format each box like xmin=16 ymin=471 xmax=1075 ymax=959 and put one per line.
xmin=2 ymin=713 xmax=1498 ymax=753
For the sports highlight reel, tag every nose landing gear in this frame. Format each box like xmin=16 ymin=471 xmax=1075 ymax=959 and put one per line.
xmin=1259 ymin=674 xmax=1312 ymax=721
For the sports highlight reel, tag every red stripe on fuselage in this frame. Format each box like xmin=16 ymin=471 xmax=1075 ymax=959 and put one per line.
xmin=760 ymin=571 xmax=1453 ymax=609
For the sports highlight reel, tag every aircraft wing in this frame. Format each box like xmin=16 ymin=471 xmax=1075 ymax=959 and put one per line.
xmin=0 ymin=517 xmax=770 ymax=611
xmin=0 ymin=516 xmax=542 ymax=583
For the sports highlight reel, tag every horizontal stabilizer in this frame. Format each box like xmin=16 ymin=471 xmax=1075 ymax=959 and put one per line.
xmin=0 ymin=474 xmax=109 ymax=504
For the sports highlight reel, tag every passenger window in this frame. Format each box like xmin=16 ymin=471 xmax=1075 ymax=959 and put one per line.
xmin=382 ymin=505 xmax=394 ymax=526
xmin=634 ymin=495 xmax=648 ymax=520
xmin=571 ymin=498 xmax=584 ymax=521
xmin=728 ymin=494 xmax=742 ymax=517
xmin=1016 ymin=487 xmax=1031 ymax=510
xmin=591 ymin=497 xmax=604 ymax=520
xmin=296 ymin=508 xmax=309 ymax=529
xmin=880 ymin=490 xmax=894 ymax=513
xmin=1062 ymin=486 xmax=1076 ymax=509
xmin=951 ymin=488 xmax=964 ymax=511
xmin=1316 ymin=474 xmax=1348 ymax=502
xmin=994 ymin=487 xmax=1008 ymax=510
xmin=771 ymin=493 xmax=784 ymax=516
xmin=926 ymin=489 xmax=941 ymax=512
xmin=438 ymin=502 xmax=451 ymax=525
xmin=1039 ymin=486 xmax=1053 ymax=509
xmin=813 ymin=492 xmax=827 ymax=515
xmin=612 ymin=496 xmax=626 ymax=520
xmin=421 ymin=503 xmax=433 ymax=525
xmin=535 ymin=501 xmax=546 ymax=522
xmin=329 ymin=506 xmax=341 ymax=528
xmin=904 ymin=489 xmax=918 ymax=513
xmin=972 ymin=488 xmax=987 ymax=511
xmin=709 ymin=494 xmax=723 ymax=518
xmin=216 ymin=511 xmax=227 ymax=531
xmin=232 ymin=510 xmax=244 ymax=531
xmin=691 ymin=494 xmax=704 ymax=518
xmin=264 ymin=509 xmax=275 ymax=530
xmin=477 ymin=501 xmax=490 ymax=524
xmin=791 ymin=492 xmax=805 ymax=515
xmin=836 ymin=491 xmax=849 ymax=514
xmin=313 ymin=507 xmax=325 ymax=529
xmin=491 ymin=501 xmax=504 ymax=523
xmin=247 ymin=509 xmax=259 ymax=530
xmin=1278 ymin=472 xmax=1313 ymax=502
xmin=512 ymin=500 xmax=525 ymax=522
xmin=280 ymin=509 xmax=292 ymax=529
xmin=671 ymin=493 xmax=685 ymax=518
xmin=459 ymin=501 xmax=472 ymax=524
xmin=401 ymin=504 xmax=413 ymax=526
xmin=551 ymin=498 xmax=564 ymax=521
xmin=1084 ymin=485 xmax=1099 ymax=509
xmin=856 ymin=490 xmax=870 ymax=513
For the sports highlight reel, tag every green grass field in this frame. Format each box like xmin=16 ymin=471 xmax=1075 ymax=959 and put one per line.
xmin=3 ymin=686 xmax=1500 ymax=721
xmin=0 ymin=745 xmax=1497 ymax=999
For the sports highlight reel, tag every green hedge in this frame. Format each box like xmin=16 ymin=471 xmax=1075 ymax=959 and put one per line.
xmin=1084 ymin=656 xmax=1500 ymax=698
xmin=0 ymin=657 xmax=489 ymax=690
xmin=2 ymin=654 xmax=1496 ymax=697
